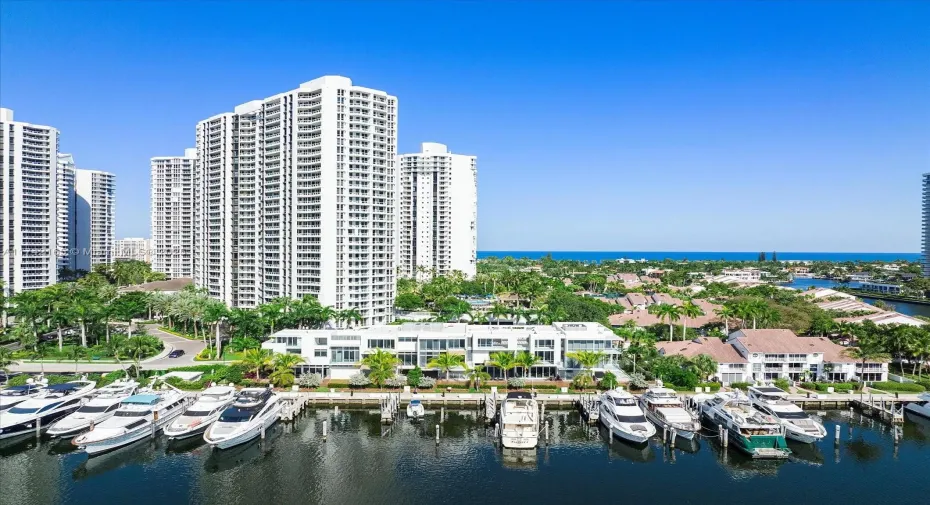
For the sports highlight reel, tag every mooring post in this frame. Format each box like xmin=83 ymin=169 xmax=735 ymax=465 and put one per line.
xmin=663 ymin=427 xmax=668 ymax=443
xmin=435 ymin=424 xmax=440 ymax=445
xmin=334 ymin=405 xmax=339 ymax=416
xmin=261 ymin=424 xmax=266 ymax=439
xmin=835 ymin=425 xmax=840 ymax=445
xmin=36 ymin=417 xmax=41 ymax=439
xmin=545 ymin=420 xmax=550 ymax=444
xmin=323 ymin=420 xmax=328 ymax=440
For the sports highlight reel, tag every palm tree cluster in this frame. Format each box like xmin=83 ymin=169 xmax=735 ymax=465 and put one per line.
xmin=237 ymin=349 xmax=305 ymax=387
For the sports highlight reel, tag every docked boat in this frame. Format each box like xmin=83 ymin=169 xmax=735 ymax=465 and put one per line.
xmin=0 ymin=377 xmax=48 ymax=413
xmin=639 ymin=386 xmax=701 ymax=440
xmin=748 ymin=386 xmax=826 ymax=443
xmin=498 ymin=391 xmax=539 ymax=449
xmin=47 ymin=379 xmax=139 ymax=438
xmin=164 ymin=385 xmax=237 ymax=440
xmin=406 ymin=398 xmax=425 ymax=419
xmin=203 ymin=388 xmax=282 ymax=450
xmin=0 ymin=379 xmax=96 ymax=439
xmin=904 ymin=393 xmax=930 ymax=420
xmin=699 ymin=391 xmax=791 ymax=459
xmin=599 ymin=388 xmax=656 ymax=444
xmin=72 ymin=385 xmax=189 ymax=455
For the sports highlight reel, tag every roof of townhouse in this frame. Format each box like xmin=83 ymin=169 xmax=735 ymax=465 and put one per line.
xmin=813 ymin=336 xmax=884 ymax=363
xmin=656 ymin=337 xmax=747 ymax=363
xmin=609 ymin=307 xmax=720 ymax=328
xmin=731 ymin=329 xmax=833 ymax=354
xmin=608 ymin=273 xmax=642 ymax=284
xmin=837 ymin=312 xmax=925 ymax=327
xmin=817 ymin=299 xmax=880 ymax=313
xmin=802 ymin=288 xmax=856 ymax=300
xmin=651 ymin=293 xmax=682 ymax=306
xmin=626 ymin=293 xmax=648 ymax=306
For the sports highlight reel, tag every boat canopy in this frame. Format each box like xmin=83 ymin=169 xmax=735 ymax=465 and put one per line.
xmin=122 ymin=394 xmax=161 ymax=405
xmin=506 ymin=391 xmax=532 ymax=399
xmin=410 ymin=399 xmax=421 ymax=405
xmin=48 ymin=382 xmax=84 ymax=392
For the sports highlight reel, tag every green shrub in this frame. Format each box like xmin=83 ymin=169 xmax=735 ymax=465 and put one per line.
xmin=221 ymin=364 xmax=246 ymax=384
xmin=417 ymin=376 xmax=436 ymax=389
xmin=348 ymin=373 xmax=370 ymax=388
xmin=5 ymin=375 xmax=28 ymax=386
xmin=325 ymin=380 xmax=349 ymax=389
xmin=628 ymin=372 xmax=648 ymax=390
xmin=407 ymin=367 xmax=423 ymax=387
xmin=599 ymin=371 xmax=618 ymax=390
xmin=774 ymin=378 xmax=791 ymax=391
xmin=730 ymin=382 xmax=752 ymax=391
xmin=507 ymin=377 xmax=526 ymax=389
xmin=870 ymin=381 xmax=926 ymax=393
xmin=697 ymin=382 xmax=721 ymax=392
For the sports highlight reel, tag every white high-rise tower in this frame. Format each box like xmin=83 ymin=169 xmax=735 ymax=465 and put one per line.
xmin=73 ymin=168 xmax=115 ymax=271
xmin=923 ymin=173 xmax=930 ymax=277
xmin=398 ymin=142 xmax=477 ymax=280
xmin=56 ymin=154 xmax=76 ymax=271
xmin=151 ymin=149 xmax=196 ymax=278
xmin=194 ymin=76 xmax=398 ymax=326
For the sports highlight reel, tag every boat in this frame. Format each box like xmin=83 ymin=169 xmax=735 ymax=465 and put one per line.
xmin=639 ymin=385 xmax=701 ymax=440
xmin=406 ymin=398 xmax=425 ymax=419
xmin=164 ymin=385 xmax=237 ymax=440
xmin=203 ymin=387 xmax=282 ymax=450
xmin=904 ymin=392 xmax=930 ymax=420
xmin=698 ymin=391 xmax=791 ymax=459
xmin=47 ymin=379 xmax=139 ymax=438
xmin=0 ymin=379 xmax=97 ymax=439
xmin=748 ymin=386 xmax=826 ymax=443
xmin=498 ymin=391 xmax=539 ymax=449
xmin=72 ymin=384 xmax=189 ymax=455
xmin=599 ymin=388 xmax=656 ymax=444
xmin=0 ymin=376 xmax=48 ymax=413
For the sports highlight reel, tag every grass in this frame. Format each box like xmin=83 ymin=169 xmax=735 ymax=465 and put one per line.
xmin=157 ymin=326 xmax=201 ymax=341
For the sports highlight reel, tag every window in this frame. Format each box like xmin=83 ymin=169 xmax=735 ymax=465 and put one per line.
xmin=314 ymin=349 xmax=328 ymax=357
xmin=332 ymin=334 xmax=360 ymax=341
xmin=536 ymin=339 xmax=555 ymax=349
xmin=331 ymin=347 xmax=359 ymax=363
xmin=367 ymin=339 xmax=395 ymax=349
xmin=398 ymin=352 xmax=417 ymax=366
xmin=398 ymin=336 xmax=416 ymax=342
xmin=534 ymin=350 xmax=554 ymax=363
xmin=315 ymin=337 xmax=327 ymax=345
xmin=477 ymin=338 xmax=507 ymax=348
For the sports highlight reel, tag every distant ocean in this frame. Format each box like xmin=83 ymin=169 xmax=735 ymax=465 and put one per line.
xmin=477 ymin=251 xmax=920 ymax=263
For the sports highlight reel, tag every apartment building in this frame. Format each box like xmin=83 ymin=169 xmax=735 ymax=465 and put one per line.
xmin=73 ymin=168 xmax=115 ymax=271
xmin=0 ymin=108 xmax=59 ymax=294
xmin=398 ymin=142 xmax=477 ymax=280
xmin=923 ymin=174 xmax=930 ymax=276
xmin=113 ymin=237 xmax=152 ymax=263
xmin=194 ymin=76 xmax=397 ymax=326
xmin=151 ymin=149 xmax=196 ymax=278
xmin=56 ymin=154 xmax=76 ymax=271
xmin=262 ymin=321 xmax=622 ymax=380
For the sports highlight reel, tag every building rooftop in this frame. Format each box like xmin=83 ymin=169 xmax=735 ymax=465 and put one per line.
xmin=656 ymin=337 xmax=747 ymax=363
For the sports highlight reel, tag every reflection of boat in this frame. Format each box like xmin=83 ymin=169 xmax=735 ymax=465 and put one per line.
xmin=406 ymin=398 xmax=425 ymax=419
xmin=72 ymin=437 xmax=160 ymax=480
xmin=0 ymin=433 xmax=40 ymax=456
xmin=904 ymin=393 xmax=930 ymax=420
xmin=698 ymin=391 xmax=791 ymax=459
xmin=204 ymin=424 xmax=281 ymax=473
xmin=500 ymin=447 xmax=538 ymax=469
xmin=204 ymin=388 xmax=282 ymax=449
xmin=599 ymin=425 xmax=655 ymax=463
xmin=0 ymin=380 xmax=97 ymax=439
xmin=165 ymin=386 xmax=236 ymax=440
xmin=0 ymin=377 xmax=48 ymax=413
xmin=499 ymin=392 xmax=538 ymax=449
xmin=639 ymin=385 xmax=701 ymax=440
xmin=788 ymin=440 xmax=825 ymax=466
xmin=599 ymin=388 xmax=656 ymax=444
xmin=748 ymin=386 xmax=826 ymax=443
xmin=47 ymin=380 xmax=138 ymax=438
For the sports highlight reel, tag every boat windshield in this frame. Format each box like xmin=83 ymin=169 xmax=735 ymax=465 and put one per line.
xmin=114 ymin=410 xmax=150 ymax=417
xmin=774 ymin=411 xmax=809 ymax=420
xmin=184 ymin=410 xmax=214 ymax=417
xmin=8 ymin=406 xmax=39 ymax=414
xmin=612 ymin=398 xmax=636 ymax=406
xmin=219 ymin=407 xmax=256 ymax=423
xmin=614 ymin=414 xmax=648 ymax=423
xmin=0 ymin=389 xmax=30 ymax=397
xmin=76 ymin=405 xmax=110 ymax=413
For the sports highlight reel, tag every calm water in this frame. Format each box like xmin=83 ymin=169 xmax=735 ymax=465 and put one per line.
xmin=1 ymin=409 xmax=929 ymax=505
xmin=782 ymin=278 xmax=930 ymax=318
xmin=478 ymin=251 xmax=920 ymax=262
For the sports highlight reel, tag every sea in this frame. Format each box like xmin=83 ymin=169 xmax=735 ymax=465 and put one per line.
xmin=478 ymin=251 xmax=920 ymax=263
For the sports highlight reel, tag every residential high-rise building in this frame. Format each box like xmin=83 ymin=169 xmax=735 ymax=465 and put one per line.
xmin=923 ymin=173 xmax=930 ymax=277
xmin=0 ymin=108 xmax=59 ymax=294
xmin=73 ymin=169 xmax=115 ymax=272
xmin=194 ymin=76 xmax=398 ymax=326
xmin=113 ymin=237 xmax=152 ymax=263
xmin=398 ymin=142 xmax=477 ymax=280
xmin=56 ymin=154 xmax=76 ymax=271
xmin=151 ymin=149 xmax=196 ymax=279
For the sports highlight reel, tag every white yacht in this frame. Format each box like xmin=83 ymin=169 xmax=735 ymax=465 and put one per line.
xmin=203 ymin=388 xmax=282 ymax=450
xmin=599 ymin=388 xmax=656 ymax=444
xmin=73 ymin=385 xmax=188 ymax=455
xmin=164 ymin=385 xmax=237 ymax=440
xmin=699 ymin=391 xmax=791 ymax=459
xmin=498 ymin=391 xmax=539 ymax=449
xmin=748 ymin=386 xmax=826 ymax=443
xmin=639 ymin=386 xmax=701 ymax=440
xmin=0 ymin=377 xmax=48 ymax=413
xmin=406 ymin=398 xmax=425 ymax=419
xmin=0 ymin=379 xmax=96 ymax=439
xmin=904 ymin=393 xmax=930 ymax=420
xmin=47 ymin=379 xmax=139 ymax=438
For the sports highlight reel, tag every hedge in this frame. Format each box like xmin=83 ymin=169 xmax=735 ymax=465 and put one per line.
xmin=730 ymin=382 xmax=752 ymax=391
xmin=870 ymin=381 xmax=926 ymax=393
xmin=800 ymin=382 xmax=857 ymax=392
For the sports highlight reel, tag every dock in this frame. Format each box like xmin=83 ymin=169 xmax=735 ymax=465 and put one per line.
xmin=576 ymin=393 xmax=600 ymax=424
xmin=852 ymin=394 xmax=906 ymax=424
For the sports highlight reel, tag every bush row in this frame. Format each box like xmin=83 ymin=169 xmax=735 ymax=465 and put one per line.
xmin=870 ymin=381 xmax=926 ymax=393
xmin=800 ymin=382 xmax=857 ymax=392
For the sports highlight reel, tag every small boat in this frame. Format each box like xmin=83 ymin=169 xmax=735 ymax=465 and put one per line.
xmin=406 ymin=398 xmax=425 ymax=419
xmin=164 ymin=385 xmax=237 ymax=440
xmin=599 ymin=388 xmax=656 ymax=444
xmin=203 ymin=388 xmax=282 ymax=450
xmin=639 ymin=385 xmax=702 ymax=441
xmin=498 ymin=391 xmax=539 ymax=449
xmin=73 ymin=384 xmax=188 ymax=455
xmin=0 ymin=376 xmax=48 ymax=413
xmin=904 ymin=392 xmax=930 ymax=420
xmin=0 ymin=379 xmax=97 ymax=439
xmin=748 ymin=386 xmax=826 ymax=443
xmin=47 ymin=379 xmax=139 ymax=438
xmin=699 ymin=391 xmax=791 ymax=459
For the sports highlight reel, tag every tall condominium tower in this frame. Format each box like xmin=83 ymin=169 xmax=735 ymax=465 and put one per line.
xmin=56 ymin=154 xmax=76 ymax=271
xmin=0 ymin=108 xmax=59 ymax=294
xmin=73 ymin=168 xmax=115 ymax=272
xmin=151 ymin=149 xmax=196 ymax=278
xmin=923 ymin=173 xmax=930 ymax=277
xmin=398 ymin=142 xmax=477 ymax=280
xmin=194 ymin=76 xmax=398 ymax=326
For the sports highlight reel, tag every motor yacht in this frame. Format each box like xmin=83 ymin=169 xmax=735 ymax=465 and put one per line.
xmin=0 ymin=376 xmax=48 ymax=413
xmin=699 ymin=391 xmax=791 ymax=459
xmin=0 ymin=379 xmax=96 ymax=440
xmin=164 ymin=385 xmax=237 ymax=440
xmin=498 ymin=391 xmax=539 ymax=449
xmin=406 ymin=398 xmax=425 ymax=419
xmin=599 ymin=388 xmax=656 ymax=444
xmin=72 ymin=384 xmax=188 ymax=455
xmin=639 ymin=385 xmax=701 ymax=440
xmin=47 ymin=379 xmax=139 ymax=438
xmin=203 ymin=388 xmax=282 ymax=450
xmin=748 ymin=386 xmax=826 ymax=443
xmin=904 ymin=393 xmax=930 ymax=420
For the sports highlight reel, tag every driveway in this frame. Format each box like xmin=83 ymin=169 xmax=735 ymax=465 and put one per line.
xmin=142 ymin=325 xmax=206 ymax=368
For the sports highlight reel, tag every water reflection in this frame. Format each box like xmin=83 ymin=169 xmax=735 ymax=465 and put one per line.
xmin=73 ymin=437 xmax=163 ymax=480
xmin=598 ymin=425 xmax=655 ymax=463
xmin=204 ymin=425 xmax=282 ymax=474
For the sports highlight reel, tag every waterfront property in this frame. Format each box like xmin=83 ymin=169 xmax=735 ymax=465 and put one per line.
xmin=262 ymin=321 xmax=624 ymax=380
xmin=859 ymin=282 xmax=903 ymax=295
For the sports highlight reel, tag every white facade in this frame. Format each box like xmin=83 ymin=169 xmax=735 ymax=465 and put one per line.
xmin=262 ymin=322 xmax=622 ymax=380
xmin=56 ymin=154 xmax=76 ymax=271
xmin=0 ymin=108 xmax=59 ymax=294
xmin=194 ymin=76 xmax=397 ymax=326
xmin=398 ymin=142 xmax=477 ymax=280
xmin=73 ymin=168 xmax=115 ymax=271
xmin=113 ymin=238 xmax=152 ymax=263
xmin=151 ymin=149 xmax=195 ymax=278
xmin=923 ymin=173 xmax=929 ymax=276
xmin=720 ymin=269 xmax=763 ymax=281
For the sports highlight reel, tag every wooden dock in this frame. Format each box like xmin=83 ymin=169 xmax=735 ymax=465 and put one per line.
xmin=852 ymin=395 xmax=905 ymax=424
xmin=576 ymin=393 xmax=600 ymax=425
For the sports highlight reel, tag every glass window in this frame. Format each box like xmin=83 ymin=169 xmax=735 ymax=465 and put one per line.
xmin=367 ymin=339 xmax=395 ymax=350
xmin=331 ymin=347 xmax=359 ymax=363
xmin=315 ymin=337 xmax=327 ymax=345
xmin=398 ymin=352 xmax=417 ymax=366
xmin=314 ymin=349 xmax=328 ymax=357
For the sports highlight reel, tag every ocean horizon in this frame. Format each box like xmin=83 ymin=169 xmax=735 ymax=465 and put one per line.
xmin=477 ymin=251 xmax=920 ymax=262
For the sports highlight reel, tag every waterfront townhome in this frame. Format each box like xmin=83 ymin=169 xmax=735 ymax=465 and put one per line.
xmin=858 ymin=282 xmax=903 ymax=295
xmin=262 ymin=322 xmax=624 ymax=380
xmin=656 ymin=337 xmax=750 ymax=384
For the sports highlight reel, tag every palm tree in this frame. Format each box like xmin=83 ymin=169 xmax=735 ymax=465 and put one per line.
xmin=466 ymin=364 xmax=491 ymax=390
xmin=842 ymin=334 xmax=891 ymax=389
xmin=427 ymin=352 xmax=466 ymax=380
xmin=240 ymin=348 xmax=273 ymax=380
xmin=71 ymin=296 xmax=99 ymax=347
xmin=688 ymin=354 xmax=718 ymax=381
xmin=515 ymin=350 xmax=540 ymax=378
xmin=715 ymin=305 xmax=736 ymax=336
xmin=490 ymin=303 xmax=510 ymax=326
xmin=48 ymin=297 xmax=72 ymax=352
xmin=0 ymin=347 xmax=17 ymax=374
xmin=97 ymin=284 xmax=118 ymax=343
xmin=566 ymin=350 xmax=604 ymax=392
xmin=9 ymin=290 xmax=43 ymax=345
xmin=488 ymin=351 xmax=517 ymax=379
xmin=203 ymin=300 xmax=228 ymax=359
xmin=66 ymin=346 xmax=88 ymax=373
xmin=104 ymin=337 xmax=127 ymax=373
xmin=29 ymin=345 xmax=49 ymax=374
xmin=361 ymin=348 xmax=400 ymax=390
xmin=270 ymin=352 xmax=305 ymax=388
xmin=649 ymin=303 xmax=681 ymax=341
xmin=680 ymin=302 xmax=704 ymax=341
xmin=126 ymin=335 xmax=159 ymax=377
xmin=340 ymin=308 xmax=363 ymax=329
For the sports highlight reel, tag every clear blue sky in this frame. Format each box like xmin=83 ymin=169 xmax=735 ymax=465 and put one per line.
xmin=2 ymin=1 xmax=927 ymax=252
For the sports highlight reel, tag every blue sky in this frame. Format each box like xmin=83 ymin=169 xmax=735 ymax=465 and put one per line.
xmin=1 ymin=1 xmax=927 ymax=252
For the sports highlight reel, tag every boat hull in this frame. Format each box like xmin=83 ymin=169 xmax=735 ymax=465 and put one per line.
xmin=904 ymin=403 xmax=930 ymax=420
xmin=785 ymin=428 xmax=825 ymax=444
xmin=0 ymin=407 xmax=80 ymax=440
xmin=165 ymin=422 xmax=211 ymax=440
xmin=206 ymin=404 xmax=282 ymax=450
xmin=77 ymin=410 xmax=184 ymax=456
xmin=501 ymin=434 xmax=538 ymax=449
xmin=600 ymin=405 xmax=656 ymax=445
xmin=642 ymin=409 xmax=699 ymax=441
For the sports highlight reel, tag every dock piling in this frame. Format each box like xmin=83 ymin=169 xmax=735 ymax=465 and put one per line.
xmin=435 ymin=424 xmax=440 ymax=445
xmin=663 ymin=427 xmax=667 ymax=443
xmin=545 ymin=420 xmax=549 ymax=444
xmin=36 ymin=417 xmax=41 ymax=439
xmin=260 ymin=424 xmax=265 ymax=439
xmin=323 ymin=420 xmax=328 ymax=440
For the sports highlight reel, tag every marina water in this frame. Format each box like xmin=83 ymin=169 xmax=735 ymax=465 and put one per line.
xmin=1 ymin=409 xmax=928 ymax=505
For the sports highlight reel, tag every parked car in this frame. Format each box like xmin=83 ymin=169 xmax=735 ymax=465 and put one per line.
xmin=168 ymin=350 xmax=185 ymax=358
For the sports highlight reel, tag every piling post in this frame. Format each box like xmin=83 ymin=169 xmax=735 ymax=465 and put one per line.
xmin=335 ymin=406 xmax=339 ymax=416
xmin=36 ymin=417 xmax=41 ymax=439
xmin=441 ymin=407 xmax=445 ymax=423
xmin=151 ymin=422 xmax=156 ymax=439
xmin=663 ymin=427 xmax=668 ymax=443
xmin=545 ymin=421 xmax=550 ymax=445
xmin=323 ymin=420 xmax=328 ymax=440
xmin=261 ymin=424 xmax=266 ymax=439
xmin=835 ymin=425 xmax=840 ymax=445
xmin=671 ymin=429 xmax=677 ymax=443
xmin=435 ymin=424 xmax=440 ymax=445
